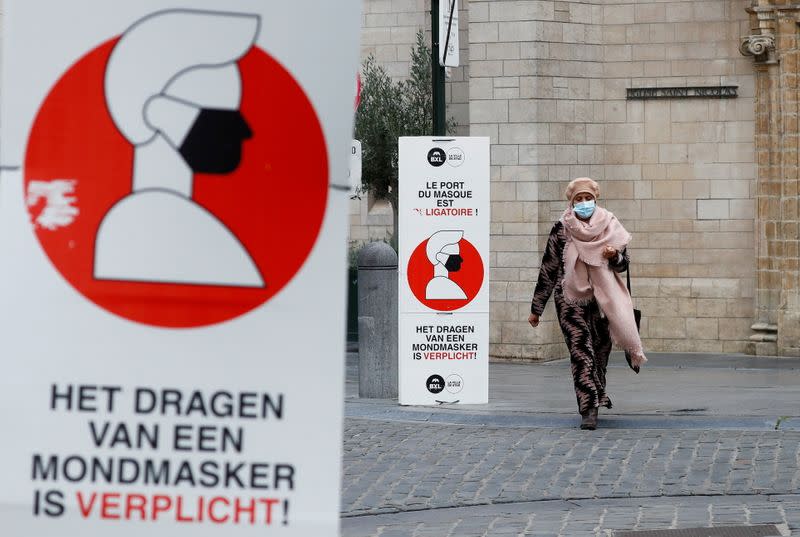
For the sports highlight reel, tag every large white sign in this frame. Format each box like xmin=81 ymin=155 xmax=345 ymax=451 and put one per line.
xmin=439 ymin=0 xmax=460 ymax=68
xmin=398 ymin=137 xmax=490 ymax=405
xmin=0 ymin=2 xmax=361 ymax=536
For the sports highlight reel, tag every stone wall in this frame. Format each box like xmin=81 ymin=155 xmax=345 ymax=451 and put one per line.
xmin=350 ymin=0 xmax=471 ymax=250
xmin=469 ymin=0 xmax=758 ymax=359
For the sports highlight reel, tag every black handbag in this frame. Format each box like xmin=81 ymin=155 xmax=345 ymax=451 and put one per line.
xmin=625 ymin=267 xmax=642 ymax=373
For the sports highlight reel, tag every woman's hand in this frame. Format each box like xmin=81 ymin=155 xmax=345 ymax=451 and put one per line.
xmin=602 ymin=245 xmax=618 ymax=259
xmin=528 ymin=313 xmax=540 ymax=328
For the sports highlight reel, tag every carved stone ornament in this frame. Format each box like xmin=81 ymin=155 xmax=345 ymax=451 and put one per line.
xmin=740 ymin=35 xmax=776 ymax=60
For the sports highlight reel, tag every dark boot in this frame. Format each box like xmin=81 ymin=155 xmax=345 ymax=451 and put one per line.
xmin=580 ymin=407 xmax=598 ymax=430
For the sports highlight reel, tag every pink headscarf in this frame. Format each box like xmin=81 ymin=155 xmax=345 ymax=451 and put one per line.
xmin=561 ymin=205 xmax=647 ymax=368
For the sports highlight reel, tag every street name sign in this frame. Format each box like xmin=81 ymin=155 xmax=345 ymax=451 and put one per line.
xmin=439 ymin=0 xmax=460 ymax=68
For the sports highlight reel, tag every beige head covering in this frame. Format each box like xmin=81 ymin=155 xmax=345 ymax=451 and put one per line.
xmin=565 ymin=177 xmax=600 ymax=202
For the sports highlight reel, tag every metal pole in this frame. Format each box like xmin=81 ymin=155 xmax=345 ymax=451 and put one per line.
xmin=431 ymin=0 xmax=446 ymax=136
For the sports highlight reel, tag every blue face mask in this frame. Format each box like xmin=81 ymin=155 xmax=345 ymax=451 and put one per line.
xmin=574 ymin=200 xmax=596 ymax=219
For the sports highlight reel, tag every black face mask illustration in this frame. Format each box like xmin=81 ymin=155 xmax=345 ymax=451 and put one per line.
xmin=445 ymin=254 xmax=463 ymax=273
xmin=179 ymin=108 xmax=253 ymax=174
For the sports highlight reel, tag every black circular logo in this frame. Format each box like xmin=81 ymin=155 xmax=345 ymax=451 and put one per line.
xmin=426 ymin=374 xmax=445 ymax=394
xmin=427 ymin=148 xmax=446 ymax=167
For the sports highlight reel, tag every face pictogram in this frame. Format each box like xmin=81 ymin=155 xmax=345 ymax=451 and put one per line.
xmin=406 ymin=231 xmax=484 ymax=312
xmin=24 ymin=9 xmax=330 ymax=328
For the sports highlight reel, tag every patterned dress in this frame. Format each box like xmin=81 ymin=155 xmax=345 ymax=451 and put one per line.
xmin=530 ymin=221 xmax=630 ymax=414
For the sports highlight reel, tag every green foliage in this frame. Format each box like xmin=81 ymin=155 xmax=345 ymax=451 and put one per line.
xmin=354 ymin=55 xmax=405 ymax=208
xmin=402 ymin=31 xmax=435 ymax=139
xmin=354 ymin=30 xmax=455 ymax=213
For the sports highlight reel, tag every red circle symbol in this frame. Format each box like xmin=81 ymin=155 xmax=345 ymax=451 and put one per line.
xmin=407 ymin=236 xmax=484 ymax=312
xmin=24 ymin=38 xmax=328 ymax=328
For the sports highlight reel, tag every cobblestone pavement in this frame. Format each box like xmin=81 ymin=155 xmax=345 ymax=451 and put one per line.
xmin=342 ymin=495 xmax=798 ymax=536
xmin=341 ymin=419 xmax=800 ymax=536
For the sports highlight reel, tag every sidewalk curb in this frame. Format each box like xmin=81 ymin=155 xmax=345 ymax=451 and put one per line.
xmin=345 ymin=401 xmax=800 ymax=431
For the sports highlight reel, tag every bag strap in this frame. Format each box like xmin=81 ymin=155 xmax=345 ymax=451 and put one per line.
xmin=626 ymin=253 xmax=632 ymax=296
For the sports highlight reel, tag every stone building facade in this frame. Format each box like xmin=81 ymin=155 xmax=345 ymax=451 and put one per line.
xmin=354 ymin=0 xmax=797 ymax=359
xmin=741 ymin=0 xmax=800 ymax=357
xmin=470 ymin=0 xmax=759 ymax=359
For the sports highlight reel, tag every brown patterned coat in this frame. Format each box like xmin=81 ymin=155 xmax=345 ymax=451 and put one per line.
xmin=530 ymin=221 xmax=629 ymax=414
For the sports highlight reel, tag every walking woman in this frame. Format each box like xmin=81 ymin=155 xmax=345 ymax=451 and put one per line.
xmin=528 ymin=178 xmax=646 ymax=430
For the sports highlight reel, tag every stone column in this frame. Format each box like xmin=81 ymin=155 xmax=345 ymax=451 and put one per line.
xmin=741 ymin=1 xmax=800 ymax=357
xmin=357 ymin=242 xmax=399 ymax=398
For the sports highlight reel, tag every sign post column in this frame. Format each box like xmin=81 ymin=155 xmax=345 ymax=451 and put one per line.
xmin=398 ymin=137 xmax=490 ymax=405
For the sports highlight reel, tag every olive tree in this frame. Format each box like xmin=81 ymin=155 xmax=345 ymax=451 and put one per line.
xmin=354 ymin=31 xmax=454 ymax=249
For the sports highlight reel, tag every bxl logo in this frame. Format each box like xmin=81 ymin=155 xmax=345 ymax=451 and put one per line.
xmin=427 ymin=148 xmax=446 ymax=167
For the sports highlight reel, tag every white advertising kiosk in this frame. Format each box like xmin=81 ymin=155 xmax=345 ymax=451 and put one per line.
xmin=398 ymin=137 xmax=490 ymax=405
xmin=0 ymin=2 xmax=361 ymax=536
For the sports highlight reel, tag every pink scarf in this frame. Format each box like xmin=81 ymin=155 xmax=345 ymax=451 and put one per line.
xmin=561 ymin=206 xmax=647 ymax=368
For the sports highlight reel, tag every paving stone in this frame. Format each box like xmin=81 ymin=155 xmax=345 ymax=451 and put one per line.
xmin=341 ymin=418 xmax=800 ymax=536
xmin=342 ymin=495 xmax=799 ymax=537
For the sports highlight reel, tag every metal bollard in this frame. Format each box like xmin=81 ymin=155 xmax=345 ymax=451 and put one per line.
xmin=357 ymin=241 xmax=398 ymax=399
